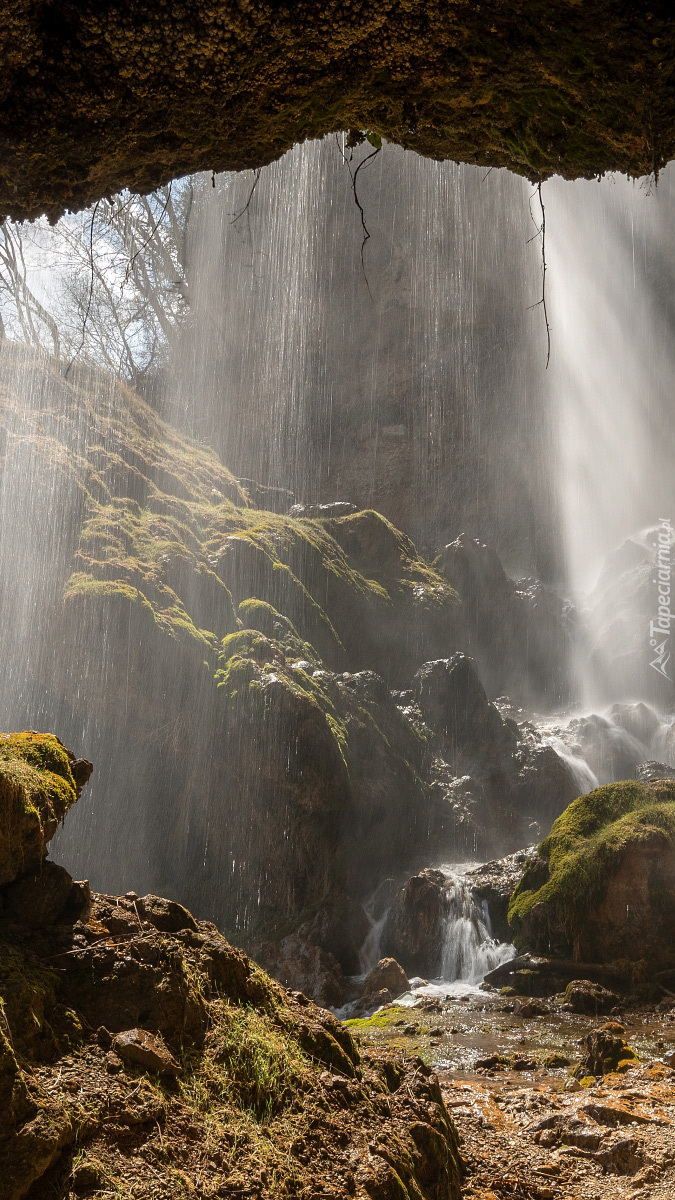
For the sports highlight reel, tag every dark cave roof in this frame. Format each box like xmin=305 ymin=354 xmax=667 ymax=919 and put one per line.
xmin=1 ymin=1 xmax=674 ymax=220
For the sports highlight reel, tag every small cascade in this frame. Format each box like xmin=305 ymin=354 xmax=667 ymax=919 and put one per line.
xmin=541 ymin=734 xmax=600 ymax=795
xmin=358 ymin=878 xmax=395 ymax=974
xmin=438 ymin=870 xmax=514 ymax=986
xmin=539 ymin=700 xmax=675 ymax=790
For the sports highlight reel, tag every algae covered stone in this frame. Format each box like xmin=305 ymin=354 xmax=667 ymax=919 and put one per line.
xmin=0 ymin=733 xmax=85 ymax=886
xmin=508 ymin=780 xmax=675 ymax=969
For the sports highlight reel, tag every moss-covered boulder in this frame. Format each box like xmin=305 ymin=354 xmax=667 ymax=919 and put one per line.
xmin=1 ymin=1 xmax=675 ymax=221
xmin=574 ymin=1024 xmax=639 ymax=1078
xmin=508 ymin=780 xmax=675 ymax=969
xmin=0 ymin=733 xmax=89 ymax=887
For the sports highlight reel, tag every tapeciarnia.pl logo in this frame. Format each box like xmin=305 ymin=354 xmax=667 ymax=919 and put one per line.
xmin=649 ymin=517 xmax=673 ymax=681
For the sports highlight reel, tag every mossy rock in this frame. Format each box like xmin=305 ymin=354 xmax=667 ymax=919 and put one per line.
xmin=0 ymin=734 xmax=78 ymax=887
xmin=0 ymin=852 xmax=464 ymax=1199
xmin=508 ymin=780 xmax=675 ymax=969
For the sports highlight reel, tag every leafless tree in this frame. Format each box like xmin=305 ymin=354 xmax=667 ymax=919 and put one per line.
xmin=0 ymin=174 xmax=212 ymax=381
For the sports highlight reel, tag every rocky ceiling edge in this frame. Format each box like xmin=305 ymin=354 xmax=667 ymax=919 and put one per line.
xmin=1 ymin=0 xmax=673 ymax=222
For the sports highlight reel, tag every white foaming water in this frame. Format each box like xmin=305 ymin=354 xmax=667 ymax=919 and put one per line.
xmin=539 ymin=699 xmax=675 ymax=790
xmin=438 ymin=868 xmax=515 ymax=986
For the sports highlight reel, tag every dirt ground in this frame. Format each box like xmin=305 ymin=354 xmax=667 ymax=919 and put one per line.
xmin=347 ymin=991 xmax=675 ymax=1199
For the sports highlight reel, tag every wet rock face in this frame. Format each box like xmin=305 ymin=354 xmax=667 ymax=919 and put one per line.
xmin=414 ymin=654 xmax=515 ymax=760
xmin=251 ymin=937 xmax=345 ymax=1009
xmin=437 ymin=535 xmax=575 ymax=708
xmin=381 ymin=870 xmax=447 ymax=978
xmin=509 ymin=780 xmax=675 ymax=970
xmin=636 ymin=761 xmax=675 ymax=782
xmin=466 ymin=848 xmax=535 ymax=943
xmin=2 ymin=1 xmax=675 ymax=220
xmin=411 ymin=655 xmax=578 ymax=858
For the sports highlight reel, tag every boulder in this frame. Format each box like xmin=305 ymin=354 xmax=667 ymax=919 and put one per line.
xmin=413 ymin=658 xmax=577 ymax=856
xmin=1 ymin=862 xmax=80 ymax=928
xmin=636 ymin=761 xmax=675 ymax=782
xmin=137 ymin=894 xmax=198 ymax=933
xmin=575 ymin=1025 xmax=639 ymax=1077
xmin=509 ymin=780 xmax=675 ymax=970
xmin=466 ymin=848 xmax=535 ymax=942
xmin=381 ymin=870 xmax=446 ymax=978
xmin=437 ymin=535 xmax=575 ymax=707
xmin=362 ymin=958 xmax=409 ymax=1001
xmin=413 ymin=654 xmax=515 ymax=760
xmin=0 ymin=733 xmax=82 ymax=887
xmin=564 ymin=980 xmax=619 ymax=1015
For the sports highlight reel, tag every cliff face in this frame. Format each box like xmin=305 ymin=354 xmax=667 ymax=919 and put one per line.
xmin=1 ymin=1 xmax=674 ymax=220
xmin=0 ymin=733 xmax=463 ymax=1200
xmin=0 ymin=341 xmax=460 ymax=945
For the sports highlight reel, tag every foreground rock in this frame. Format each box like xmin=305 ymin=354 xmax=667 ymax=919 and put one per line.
xmin=0 ymin=732 xmax=91 ymax=886
xmin=0 ymin=733 xmax=463 ymax=1200
xmin=509 ymin=779 xmax=675 ymax=972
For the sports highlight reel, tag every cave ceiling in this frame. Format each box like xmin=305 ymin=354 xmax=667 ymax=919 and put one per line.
xmin=1 ymin=1 xmax=673 ymax=221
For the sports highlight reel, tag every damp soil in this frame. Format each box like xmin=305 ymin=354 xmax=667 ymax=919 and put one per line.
xmin=347 ymin=993 xmax=675 ymax=1198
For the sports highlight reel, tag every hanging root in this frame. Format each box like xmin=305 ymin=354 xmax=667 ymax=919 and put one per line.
xmin=231 ymin=169 xmax=261 ymax=224
xmin=527 ymin=181 xmax=551 ymax=369
xmin=335 ymin=134 xmax=381 ymax=297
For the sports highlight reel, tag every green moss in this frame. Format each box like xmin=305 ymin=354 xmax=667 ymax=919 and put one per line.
xmin=180 ymin=999 xmax=312 ymax=1122
xmin=508 ymin=780 xmax=675 ymax=936
xmin=0 ymin=733 xmax=78 ymax=887
xmin=344 ymin=1008 xmax=402 ymax=1030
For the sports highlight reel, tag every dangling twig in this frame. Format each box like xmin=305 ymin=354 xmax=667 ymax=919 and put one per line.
xmin=527 ymin=182 xmax=551 ymax=369
xmin=230 ymin=169 xmax=261 ymax=224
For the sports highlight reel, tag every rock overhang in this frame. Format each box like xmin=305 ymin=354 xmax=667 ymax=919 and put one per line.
xmin=0 ymin=0 xmax=674 ymax=221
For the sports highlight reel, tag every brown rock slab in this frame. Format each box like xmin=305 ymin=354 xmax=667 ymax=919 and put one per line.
xmin=137 ymin=894 xmax=197 ymax=933
xmin=113 ymin=1028 xmax=180 ymax=1076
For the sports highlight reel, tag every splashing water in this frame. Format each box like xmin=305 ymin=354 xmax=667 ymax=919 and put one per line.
xmin=438 ymin=870 xmax=515 ymax=986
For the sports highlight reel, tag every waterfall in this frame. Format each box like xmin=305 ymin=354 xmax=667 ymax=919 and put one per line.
xmin=3 ymin=139 xmax=675 ymax=937
xmin=166 ymin=139 xmax=548 ymax=562
xmin=438 ymin=869 xmax=514 ymax=986
xmin=546 ymin=166 xmax=675 ymax=711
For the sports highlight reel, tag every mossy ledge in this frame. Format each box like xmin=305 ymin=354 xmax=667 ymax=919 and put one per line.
xmin=0 ymin=733 xmax=89 ymax=888
xmin=508 ymin=779 xmax=675 ymax=970
xmin=0 ymin=732 xmax=463 ymax=1199
xmin=1 ymin=1 xmax=675 ymax=220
